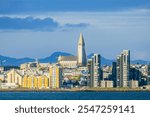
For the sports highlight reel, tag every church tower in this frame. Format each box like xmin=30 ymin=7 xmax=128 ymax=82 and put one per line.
xmin=77 ymin=33 xmax=87 ymax=66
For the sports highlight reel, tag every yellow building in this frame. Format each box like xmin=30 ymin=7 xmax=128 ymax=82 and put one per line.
xmin=22 ymin=75 xmax=49 ymax=89
xmin=49 ymin=64 xmax=63 ymax=88
xmin=34 ymin=76 xmax=38 ymax=88
xmin=0 ymin=74 xmax=4 ymax=82
xmin=22 ymin=75 xmax=28 ymax=88
xmin=6 ymin=69 xmax=23 ymax=86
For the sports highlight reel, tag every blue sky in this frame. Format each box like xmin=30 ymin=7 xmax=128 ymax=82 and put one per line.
xmin=0 ymin=0 xmax=150 ymax=60
xmin=0 ymin=0 xmax=150 ymax=13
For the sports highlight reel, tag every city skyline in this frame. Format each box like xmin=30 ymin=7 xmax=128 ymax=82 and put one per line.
xmin=0 ymin=0 xmax=150 ymax=60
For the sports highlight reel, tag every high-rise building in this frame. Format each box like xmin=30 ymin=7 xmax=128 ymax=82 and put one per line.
xmin=88 ymin=54 xmax=101 ymax=88
xmin=147 ymin=63 xmax=150 ymax=76
xmin=117 ymin=50 xmax=130 ymax=87
xmin=147 ymin=63 xmax=150 ymax=85
xmin=112 ymin=62 xmax=117 ymax=87
xmin=77 ymin=33 xmax=87 ymax=66
xmin=49 ymin=64 xmax=63 ymax=88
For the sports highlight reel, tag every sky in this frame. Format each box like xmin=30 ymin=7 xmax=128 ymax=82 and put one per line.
xmin=0 ymin=0 xmax=150 ymax=60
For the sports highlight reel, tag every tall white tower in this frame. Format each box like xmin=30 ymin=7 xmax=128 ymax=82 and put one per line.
xmin=88 ymin=54 xmax=101 ymax=88
xmin=77 ymin=33 xmax=87 ymax=66
xmin=117 ymin=50 xmax=130 ymax=87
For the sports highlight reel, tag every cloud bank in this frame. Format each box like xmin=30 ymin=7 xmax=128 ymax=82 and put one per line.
xmin=0 ymin=16 xmax=89 ymax=31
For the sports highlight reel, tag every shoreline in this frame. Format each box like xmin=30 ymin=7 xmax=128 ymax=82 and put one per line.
xmin=0 ymin=88 xmax=150 ymax=92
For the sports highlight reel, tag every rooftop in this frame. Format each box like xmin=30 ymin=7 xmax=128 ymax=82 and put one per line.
xmin=58 ymin=56 xmax=77 ymax=61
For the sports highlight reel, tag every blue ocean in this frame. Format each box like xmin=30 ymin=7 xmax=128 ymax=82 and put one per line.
xmin=0 ymin=91 xmax=150 ymax=100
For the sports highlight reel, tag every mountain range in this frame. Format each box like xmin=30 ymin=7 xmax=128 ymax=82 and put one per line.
xmin=0 ymin=52 xmax=149 ymax=67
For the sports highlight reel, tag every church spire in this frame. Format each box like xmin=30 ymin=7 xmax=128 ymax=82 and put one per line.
xmin=77 ymin=32 xmax=87 ymax=66
xmin=78 ymin=32 xmax=85 ymax=46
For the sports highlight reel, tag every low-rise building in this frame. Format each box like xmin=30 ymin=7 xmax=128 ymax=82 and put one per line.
xmin=6 ymin=69 xmax=23 ymax=86
xmin=129 ymin=80 xmax=139 ymax=89
xmin=100 ymin=80 xmax=113 ymax=88
xmin=22 ymin=75 xmax=49 ymax=89
xmin=0 ymin=83 xmax=18 ymax=89
xmin=0 ymin=73 xmax=5 ymax=81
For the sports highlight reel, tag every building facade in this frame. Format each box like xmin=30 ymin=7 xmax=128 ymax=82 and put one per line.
xmin=49 ymin=64 xmax=63 ymax=88
xmin=22 ymin=75 xmax=49 ymax=89
xmin=6 ymin=69 xmax=23 ymax=86
xmin=130 ymin=67 xmax=141 ymax=82
xmin=88 ymin=54 xmax=101 ymax=88
xmin=117 ymin=50 xmax=130 ymax=87
xmin=58 ymin=56 xmax=77 ymax=68
xmin=147 ymin=63 xmax=150 ymax=76
xmin=129 ymin=80 xmax=139 ymax=89
xmin=112 ymin=62 xmax=117 ymax=87
xmin=100 ymin=80 xmax=113 ymax=88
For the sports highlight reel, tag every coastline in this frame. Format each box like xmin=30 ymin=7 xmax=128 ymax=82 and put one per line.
xmin=0 ymin=88 xmax=150 ymax=92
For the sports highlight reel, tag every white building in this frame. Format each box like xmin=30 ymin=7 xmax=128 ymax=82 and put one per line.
xmin=100 ymin=80 xmax=113 ymax=88
xmin=58 ymin=56 xmax=77 ymax=68
xmin=88 ymin=54 xmax=101 ymax=88
xmin=117 ymin=50 xmax=130 ymax=87
xmin=129 ymin=80 xmax=139 ymax=88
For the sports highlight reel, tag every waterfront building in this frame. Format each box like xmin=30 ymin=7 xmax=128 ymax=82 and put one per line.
xmin=22 ymin=75 xmax=49 ymax=89
xmin=146 ymin=63 xmax=150 ymax=85
xmin=6 ymin=69 xmax=23 ymax=86
xmin=0 ymin=83 xmax=18 ymax=89
xmin=117 ymin=50 xmax=130 ymax=87
xmin=100 ymin=80 xmax=113 ymax=88
xmin=129 ymin=80 xmax=139 ymax=89
xmin=147 ymin=63 xmax=150 ymax=76
xmin=130 ymin=67 xmax=141 ymax=82
xmin=22 ymin=76 xmax=30 ymax=88
xmin=49 ymin=64 xmax=63 ymax=88
xmin=112 ymin=62 xmax=117 ymax=87
xmin=0 ymin=73 xmax=5 ymax=82
xmin=88 ymin=54 xmax=101 ymax=88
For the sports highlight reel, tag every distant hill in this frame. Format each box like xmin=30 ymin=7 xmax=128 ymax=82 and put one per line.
xmin=0 ymin=52 xmax=73 ymax=66
xmin=0 ymin=52 xmax=149 ymax=66
xmin=0 ymin=55 xmax=35 ymax=66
